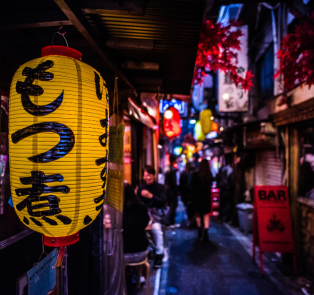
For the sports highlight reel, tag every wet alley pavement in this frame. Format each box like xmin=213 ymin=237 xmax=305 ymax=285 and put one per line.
xmin=158 ymin=202 xmax=310 ymax=295
xmin=162 ymin=222 xmax=298 ymax=295
xmin=129 ymin=201 xmax=313 ymax=295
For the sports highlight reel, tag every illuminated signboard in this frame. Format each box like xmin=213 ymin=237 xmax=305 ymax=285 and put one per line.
xmin=160 ymin=99 xmax=187 ymax=116
xmin=218 ymin=25 xmax=249 ymax=112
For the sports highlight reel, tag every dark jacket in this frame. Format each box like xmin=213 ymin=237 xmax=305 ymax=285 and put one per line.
xmin=217 ymin=165 xmax=234 ymax=199
xmin=137 ymin=182 xmax=167 ymax=222
xmin=137 ymin=182 xmax=167 ymax=209
xmin=165 ymin=167 xmax=178 ymax=203
xmin=123 ymin=203 xmax=150 ymax=253
xmin=191 ymin=171 xmax=212 ymax=214
xmin=179 ymin=171 xmax=193 ymax=204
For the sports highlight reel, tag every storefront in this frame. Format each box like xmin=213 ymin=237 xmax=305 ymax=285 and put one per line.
xmin=296 ymin=120 xmax=314 ymax=269
xmin=267 ymin=85 xmax=314 ymax=271
xmin=127 ymin=96 xmax=159 ymax=187
xmin=223 ymin=120 xmax=282 ymax=213
xmin=123 ymin=117 xmax=132 ymax=184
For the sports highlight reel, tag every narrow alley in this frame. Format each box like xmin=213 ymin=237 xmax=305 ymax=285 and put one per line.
xmin=2 ymin=1 xmax=314 ymax=295
xmin=161 ymin=202 xmax=302 ymax=295
xmin=127 ymin=201 xmax=310 ymax=295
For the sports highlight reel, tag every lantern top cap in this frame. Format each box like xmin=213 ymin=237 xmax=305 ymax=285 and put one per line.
xmin=41 ymin=45 xmax=82 ymax=61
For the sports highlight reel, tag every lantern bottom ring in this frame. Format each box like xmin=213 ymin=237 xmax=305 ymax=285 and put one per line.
xmin=44 ymin=232 xmax=79 ymax=247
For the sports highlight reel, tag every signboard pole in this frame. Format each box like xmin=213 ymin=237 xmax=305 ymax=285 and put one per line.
xmin=253 ymin=186 xmax=297 ymax=274
xmin=252 ymin=205 xmax=257 ymax=264
xmin=259 ymin=252 xmax=264 ymax=274
xmin=55 ymin=246 xmax=68 ymax=295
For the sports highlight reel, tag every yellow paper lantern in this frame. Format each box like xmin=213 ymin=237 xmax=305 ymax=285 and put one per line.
xmin=9 ymin=46 xmax=109 ymax=246
xmin=194 ymin=121 xmax=206 ymax=141
xmin=200 ymin=109 xmax=212 ymax=135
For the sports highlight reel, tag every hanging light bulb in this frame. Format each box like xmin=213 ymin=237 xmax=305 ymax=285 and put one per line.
xmin=222 ymin=93 xmax=230 ymax=100
xmin=164 ymin=109 xmax=173 ymax=119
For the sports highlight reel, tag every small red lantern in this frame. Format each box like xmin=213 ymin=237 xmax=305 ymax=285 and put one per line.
xmin=211 ymin=121 xmax=219 ymax=132
xmin=163 ymin=106 xmax=181 ymax=138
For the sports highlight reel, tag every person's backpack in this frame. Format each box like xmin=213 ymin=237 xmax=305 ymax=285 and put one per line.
xmin=218 ymin=168 xmax=232 ymax=191
xmin=165 ymin=168 xmax=177 ymax=202
xmin=179 ymin=172 xmax=188 ymax=192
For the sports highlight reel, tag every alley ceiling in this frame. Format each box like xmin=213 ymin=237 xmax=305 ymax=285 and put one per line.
xmin=0 ymin=0 xmax=206 ymax=97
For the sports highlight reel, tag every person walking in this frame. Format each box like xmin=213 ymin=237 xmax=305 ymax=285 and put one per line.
xmin=137 ymin=166 xmax=167 ymax=269
xmin=179 ymin=162 xmax=196 ymax=227
xmin=216 ymin=154 xmax=234 ymax=223
xmin=165 ymin=154 xmax=179 ymax=227
xmin=191 ymin=159 xmax=213 ymax=241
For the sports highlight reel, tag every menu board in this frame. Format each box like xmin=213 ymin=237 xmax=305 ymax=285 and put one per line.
xmin=106 ymin=169 xmax=124 ymax=212
xmin=106 ymin=124 xmax=124 ymax=212
xmin=254 ymin=186 xmax=294 ymax=253
xmin=108 ymin=125 xmax=124 ymax=165
xmin=27 ymin=248 xmax=58 ymax=295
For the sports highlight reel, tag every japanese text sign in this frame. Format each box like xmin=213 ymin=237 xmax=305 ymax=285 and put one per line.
xmin=9 ymin=49 xmax=109 ymax=240
xmin=218 ymin=25 xmax=249 ymax=112
xmin=106 ymin=125 xmax=125 ymax=212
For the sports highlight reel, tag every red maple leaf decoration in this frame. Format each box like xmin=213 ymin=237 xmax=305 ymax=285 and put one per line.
xmin=276 ymin=12 xmax=314 ymax=90
xmin=193 ymin=20 xmax=253 ymax=91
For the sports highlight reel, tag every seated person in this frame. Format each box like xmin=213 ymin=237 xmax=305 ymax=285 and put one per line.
xmin=137 ymin=166 xmax=167 ymax=269
xmin=123 ymin=183 xmax=150 ymax=264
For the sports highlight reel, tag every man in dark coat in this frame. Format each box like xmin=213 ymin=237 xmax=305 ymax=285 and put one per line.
xmin=217 ymin=154 xmax=234 ymax=223
xmin=179 ymin=163 xmax=195 ymax=227
xmin=165 ymin=154 xmax=178 ymax=227
xmin=137 ymin=165 xmax=167 ymax=269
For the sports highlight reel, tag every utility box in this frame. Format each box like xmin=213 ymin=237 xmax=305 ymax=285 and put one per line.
xmin=236 ymin=203 xmax=254 ymax=233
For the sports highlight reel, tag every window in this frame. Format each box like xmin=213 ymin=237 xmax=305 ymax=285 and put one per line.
xmin=298 ymin=122 xmax=314 ymax=198
xmin=257 ymin=44 xmax=274 ymax=100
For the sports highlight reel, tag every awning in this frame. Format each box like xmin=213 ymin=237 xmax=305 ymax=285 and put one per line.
xmin=128 ymin=98 xmax=157 ymax=129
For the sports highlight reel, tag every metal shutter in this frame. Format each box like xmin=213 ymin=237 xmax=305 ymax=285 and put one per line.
xmin=255 ymin=150 xmax=283 ymax=186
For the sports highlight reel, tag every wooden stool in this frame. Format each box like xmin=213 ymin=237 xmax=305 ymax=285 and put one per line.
xmin=125 ymin=258 xmax=150 ymax=295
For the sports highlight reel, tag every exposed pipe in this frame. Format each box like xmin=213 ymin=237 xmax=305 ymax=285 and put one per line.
xmin=255 ymin=4 xmax=262 ymax=30
xmin=261 ymin=2 xmax=280 ymax=10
